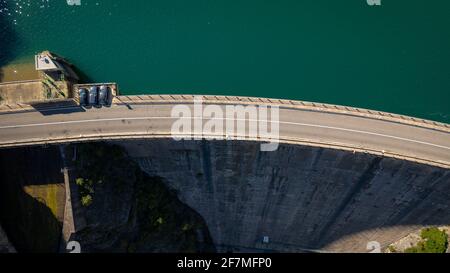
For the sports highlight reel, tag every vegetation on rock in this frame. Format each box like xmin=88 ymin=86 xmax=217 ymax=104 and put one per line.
xmin=73 ymin=142 xmax=214 ymax=253
xmin=404 ymin=227 xmax=448 ymax=253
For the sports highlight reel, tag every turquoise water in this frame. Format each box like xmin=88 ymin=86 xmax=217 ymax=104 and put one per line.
xmin=1 ymin=0 xmax=449 ymax=123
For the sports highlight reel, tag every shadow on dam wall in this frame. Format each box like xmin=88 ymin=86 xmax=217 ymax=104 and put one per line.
xmin=0 ymin=147 xmax=65 ymax=253
xmin=118 ymin=139 xmax=450 ymax=252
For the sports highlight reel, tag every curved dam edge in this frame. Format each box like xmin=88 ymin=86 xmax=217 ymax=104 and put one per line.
xmin=116 ymin=139 xmax=450 ymax=253
xmin=114 ymin=95 xmax=450 ymax=133
xmin=0 ymin=135 xmax=449 ymax=169
xmin=2 ymin=94 xmax=449 ymax=132
xmin=0 ymin=95 xmax=449 ymax=168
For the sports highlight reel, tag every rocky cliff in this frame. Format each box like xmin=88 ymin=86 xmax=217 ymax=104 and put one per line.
xmin=69 ymin=143 xmax=214 ymax=253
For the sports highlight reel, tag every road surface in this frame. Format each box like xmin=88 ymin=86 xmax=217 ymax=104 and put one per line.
xmin=0 ymin=96 xmax=449 ymax=168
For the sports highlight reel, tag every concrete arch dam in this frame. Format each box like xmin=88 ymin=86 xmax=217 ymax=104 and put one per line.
xmin=0 ymin=95 xmax=449 ymax=167
xmin=0 ymin=95 xmax=449 ymax=252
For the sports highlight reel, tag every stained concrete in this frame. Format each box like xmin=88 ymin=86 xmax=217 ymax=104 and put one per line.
xmin=0 ymin=81 xmax=43 ymax=105
xmin=118 ymin=139 xmax=450 ymax=252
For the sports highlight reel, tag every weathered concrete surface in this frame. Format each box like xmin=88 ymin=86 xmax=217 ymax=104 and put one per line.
xmin=119 ymin=139 xmax=450 ymax=252
xmin=59 ymin=145 xmax=87 ymax=252
xmin=0 ymin=80 xmax=43 ymax=105
xmin=0 ymin=78 xmax=69 ymax=106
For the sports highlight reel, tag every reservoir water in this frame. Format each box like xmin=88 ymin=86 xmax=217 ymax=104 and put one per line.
xmin=1 ymin=0 xmax=449 ymax=123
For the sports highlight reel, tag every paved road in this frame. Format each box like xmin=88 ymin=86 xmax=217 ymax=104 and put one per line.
xmin=0 ymin=99 xmax=449 ymax=168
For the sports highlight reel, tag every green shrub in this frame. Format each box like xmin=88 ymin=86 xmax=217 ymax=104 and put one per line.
xmin=76 ymin=177 xmax=95 ymax=206
xmin=81 ymin=194 xmax=93 ymax=207
xmin=405 ymin=227 xmax=448 ymax=253
xmin=388 ymin=245 xmax=397 ymax=253
xmin=75 ymin=178 xmax=84 ymax=186
xmin=156 ymin=217 xmax=164 ymax=225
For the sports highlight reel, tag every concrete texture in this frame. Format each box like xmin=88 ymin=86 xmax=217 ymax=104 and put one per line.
xmin=118 ymin=139 xmax=450 ymax=252
xmin=0 ymin=71 xmax=71 ymax=106
xmin=59 ymin=145 xmax=87 ymax=252
xmin=0 ymin=80 xmax=43 ymax=105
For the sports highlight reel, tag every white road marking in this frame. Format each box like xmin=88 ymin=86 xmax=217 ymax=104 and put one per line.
xmin=0 ymin=116 xmax=449 ymax=150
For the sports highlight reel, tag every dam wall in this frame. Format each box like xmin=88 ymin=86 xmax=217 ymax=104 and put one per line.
xmin=119 ymin=139 xmax=450 ymax=252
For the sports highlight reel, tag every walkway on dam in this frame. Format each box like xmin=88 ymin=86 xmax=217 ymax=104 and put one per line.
xmin=0 ymin=95 xmax=449 ymax=168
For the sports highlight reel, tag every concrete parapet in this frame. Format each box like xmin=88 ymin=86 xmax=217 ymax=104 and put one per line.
xmin=114 ymin=94 xmax=450 ymax=132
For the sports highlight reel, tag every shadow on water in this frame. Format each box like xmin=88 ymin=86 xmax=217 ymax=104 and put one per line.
xmin=71 ymin=65 xmax=93 ymax=83
xmin=0 ymin=146 xmax=64 ymax=252
xmin=0 ymin=2 xmax=21 ymax=68
xmin=0 ymin=2 xmax=21 ymax=83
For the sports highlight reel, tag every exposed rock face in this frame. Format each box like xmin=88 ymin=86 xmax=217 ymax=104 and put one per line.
xmin=70 ymin=143 xmax=214 ymax=253
xmin=119 ymin=139 xmax=450 ymax=252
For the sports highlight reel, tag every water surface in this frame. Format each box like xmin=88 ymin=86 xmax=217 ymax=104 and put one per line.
xmin=1 ymin=0 xmax=449 ymax=122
